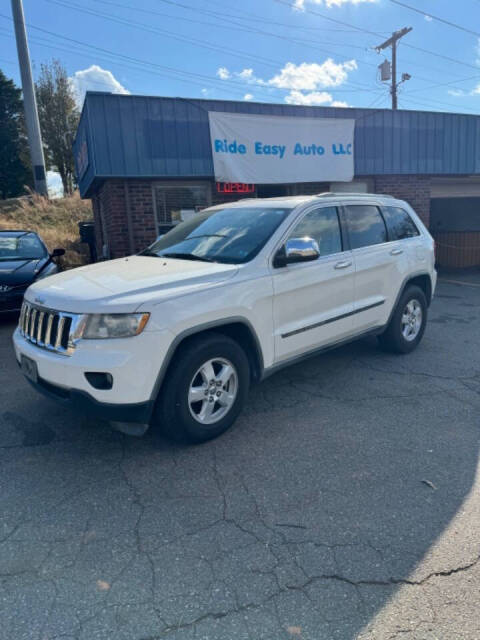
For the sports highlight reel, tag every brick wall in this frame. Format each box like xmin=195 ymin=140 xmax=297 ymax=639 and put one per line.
xmin=374 ymin=175 xmax=431 ymax=226
xmin=91 ymin=180 xmax=158 ymax=258
xmin=127 ymin=182 xmax=157 ymax=252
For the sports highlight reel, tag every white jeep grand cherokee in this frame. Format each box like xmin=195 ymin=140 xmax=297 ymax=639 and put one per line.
xmin=14 ymin=193 xmax=436 ymax=442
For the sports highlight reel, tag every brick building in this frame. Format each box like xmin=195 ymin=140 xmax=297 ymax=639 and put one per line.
xmin=74 ymin=92 xmax=480 ymax=268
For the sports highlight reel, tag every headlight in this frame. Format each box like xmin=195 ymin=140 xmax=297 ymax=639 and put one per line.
xmin=82 ymin=313 xmax=150 ymax=339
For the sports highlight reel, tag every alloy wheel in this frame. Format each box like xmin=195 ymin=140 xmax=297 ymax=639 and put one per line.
xmin=188 ymin=358 xmax=238 ymax=425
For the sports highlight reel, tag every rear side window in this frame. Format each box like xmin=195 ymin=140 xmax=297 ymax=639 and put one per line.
xmin=289 ymin=206 xmax=342 ymax=257
xmin=382 ymin=206 xmax=420 ymax=240
xmin=344 ymin=205 xmax=387 ymax=249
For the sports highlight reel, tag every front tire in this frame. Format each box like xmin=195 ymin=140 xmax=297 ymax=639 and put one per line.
xmin=154 ymin=332 xmax=250 ymax=443
xmin=378 ymin=285 xmax=428 ymax=354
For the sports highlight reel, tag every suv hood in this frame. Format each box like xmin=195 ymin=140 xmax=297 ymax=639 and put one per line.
xmin=25 ymin=255 xmax=238 ymax=313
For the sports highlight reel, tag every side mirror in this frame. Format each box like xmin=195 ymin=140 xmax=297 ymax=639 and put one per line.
xmin=51 ymin=248 xmax=65 ymax=258
xmin=273 ymin=237 xmax=320 ymax=268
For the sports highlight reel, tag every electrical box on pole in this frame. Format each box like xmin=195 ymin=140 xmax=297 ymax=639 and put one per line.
xmin=379 ymin=59 xmax=391 ymax=82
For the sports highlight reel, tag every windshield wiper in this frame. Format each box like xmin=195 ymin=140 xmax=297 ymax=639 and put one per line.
xmin=160 ymin=252 xmax=217 ymax=263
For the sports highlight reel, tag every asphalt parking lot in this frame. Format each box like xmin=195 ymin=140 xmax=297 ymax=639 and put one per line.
xmin=1 ymin=275 xmax=480 ymax=640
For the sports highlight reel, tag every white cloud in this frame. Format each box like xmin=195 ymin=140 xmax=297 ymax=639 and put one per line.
xmin=448 ymin=89 xmax=466 ymax=97
xmin=216 ymin=67 xmax=231 ymax=80
xmin=243 ymin=93 xmax=254 ymax=101
xmin=69 ymin=65 xmax=129 ymax=107
xmin=238 ymin=68 xmax=255 ymax=80
xmin=285 ymin=90 xmax=349 ymax=107
xmin=217 ymin=59 xmax=357 ymax=94
xmin=285 ymin=90 xmax=333 ymax=105
xmin=268 ymin=59 xmax=357 ymax=90
xmin=424 ymin=14 xmax=433 ymax=22
xmin=294 ymin=0 xmax=377 ymax=10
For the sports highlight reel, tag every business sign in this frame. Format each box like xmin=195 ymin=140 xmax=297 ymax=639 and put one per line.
xmin=208 ymin=112 xmax=355 ymax=184
xmin=216 ymin=182 xmax=255 ymax=194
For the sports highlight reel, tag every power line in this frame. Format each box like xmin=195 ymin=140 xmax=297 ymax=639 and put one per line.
xmin=403 ymin=74 xmax=480 ymax=96
xmin=0 ymin=30 xmax=279 ymax=99
xmin=148 ymin=0 xmax=476 ymax=84
xmin=47 ymin=0 xmax=380 ymax=79
xmin=91 ymin=0 xmax=365 ymax=34
xmin=46 ymin=0 xmax=283 ymax=72
xmin=41 ymin=0 xmax=385 ymax=97
xmin=0 ymin=19 xmax=371 ymax=105
xmin=399 ymin=95 xmax=479 ymax=114
xmin=274 ymin=0 xmax=480 ymax=74
xmin=389 ymin=0 xmax=480 ymax=38
xmin=48 ymin=0 xmax=477 ymax=101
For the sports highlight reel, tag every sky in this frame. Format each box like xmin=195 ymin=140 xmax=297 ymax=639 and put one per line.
xmin=2 ymin=0 xmax=480 ymax=136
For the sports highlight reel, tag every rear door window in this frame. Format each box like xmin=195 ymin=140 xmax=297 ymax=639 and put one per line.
xmin=382 ymin=206 xmax=420 ymax=240
xmin=343 ymin=205 xmax=387 ymax=249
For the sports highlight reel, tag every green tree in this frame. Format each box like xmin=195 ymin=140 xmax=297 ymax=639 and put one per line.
xmin=0 ymin=69 xmax=33 ymax=199
xmin=36 ymin=60 xmax=79 ymax=196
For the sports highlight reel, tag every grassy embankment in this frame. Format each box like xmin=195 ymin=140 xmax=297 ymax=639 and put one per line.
xmin=0 ymin=191 xmax=93 ymax=269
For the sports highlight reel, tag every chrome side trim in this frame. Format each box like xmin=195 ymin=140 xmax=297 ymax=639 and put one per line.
xmin=281 ymin=300 xmax=385 ymax=339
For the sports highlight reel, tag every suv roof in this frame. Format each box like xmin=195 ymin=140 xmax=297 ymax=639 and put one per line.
xmin=207 ymin=192 xmax=399 ymax=210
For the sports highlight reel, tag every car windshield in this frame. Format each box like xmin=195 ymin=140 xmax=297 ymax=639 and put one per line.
xmin=0 ymin=233 xmax=47 ymax=261
xmin=143 ymin=206 xmax=292 ymax=264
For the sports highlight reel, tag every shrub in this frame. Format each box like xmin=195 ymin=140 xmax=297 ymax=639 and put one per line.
xmin=0 ymin=191 xmax=93 ymax=268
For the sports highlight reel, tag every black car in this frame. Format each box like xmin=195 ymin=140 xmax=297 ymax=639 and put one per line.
xmin=0 ymin=230 xmax=64 ymax=314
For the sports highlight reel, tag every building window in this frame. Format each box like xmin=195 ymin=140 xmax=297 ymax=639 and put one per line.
xmin=154 ymin=184 xmax=210 ymax=228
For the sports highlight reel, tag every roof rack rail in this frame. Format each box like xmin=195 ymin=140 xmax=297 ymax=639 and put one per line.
xmin=315 ymin=192 xmax=394 ymax=198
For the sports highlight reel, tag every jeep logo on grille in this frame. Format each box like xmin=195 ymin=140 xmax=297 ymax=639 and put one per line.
xmin=34 ymin=296 xmax=46 ymax=305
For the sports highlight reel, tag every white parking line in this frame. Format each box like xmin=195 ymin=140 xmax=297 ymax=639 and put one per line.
xmin=439 ymin=278 xmax=480 ymax=288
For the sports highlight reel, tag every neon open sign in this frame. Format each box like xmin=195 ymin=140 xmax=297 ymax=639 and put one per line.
xmin=216 ymin=182 xmax=255 ymax=194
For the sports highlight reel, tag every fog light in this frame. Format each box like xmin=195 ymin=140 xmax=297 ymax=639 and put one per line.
xmin=85 ymin=372 xmax=113 ymax=390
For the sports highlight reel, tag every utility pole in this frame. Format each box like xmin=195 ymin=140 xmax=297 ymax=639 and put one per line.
xmin=11 ymin=0 xmax=48 ymax=196
xmin=375 ymin=27 xmax=412 ymax=110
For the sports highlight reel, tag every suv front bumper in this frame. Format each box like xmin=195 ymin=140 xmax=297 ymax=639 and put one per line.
xmin=13 ymin=327 xmax=175 ymax=423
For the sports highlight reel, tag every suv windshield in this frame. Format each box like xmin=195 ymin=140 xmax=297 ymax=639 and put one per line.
xmin=0 ymin=232 xmax=47 ymax=261
xmin=143 ymin=207 xmax=292 ymax=264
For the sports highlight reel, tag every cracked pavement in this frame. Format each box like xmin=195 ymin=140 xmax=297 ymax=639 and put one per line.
xmin=1 ymin=274 xmax=480 ymax=640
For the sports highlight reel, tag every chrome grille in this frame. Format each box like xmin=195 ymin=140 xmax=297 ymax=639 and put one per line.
xmin=19 ymin=301 xmax=82 ymax=356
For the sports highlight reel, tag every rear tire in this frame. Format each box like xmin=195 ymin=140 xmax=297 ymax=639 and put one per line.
xmin=378 ymin=285 xmax=427 ymax=354
xmin=153 ymin=332 xmax=250 ymax=443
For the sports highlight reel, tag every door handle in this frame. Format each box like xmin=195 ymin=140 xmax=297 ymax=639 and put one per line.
xmin=334 ymin=260 xmax=352 ymax=269
xmin=390 ymin=248 xmax=403 ymax=256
